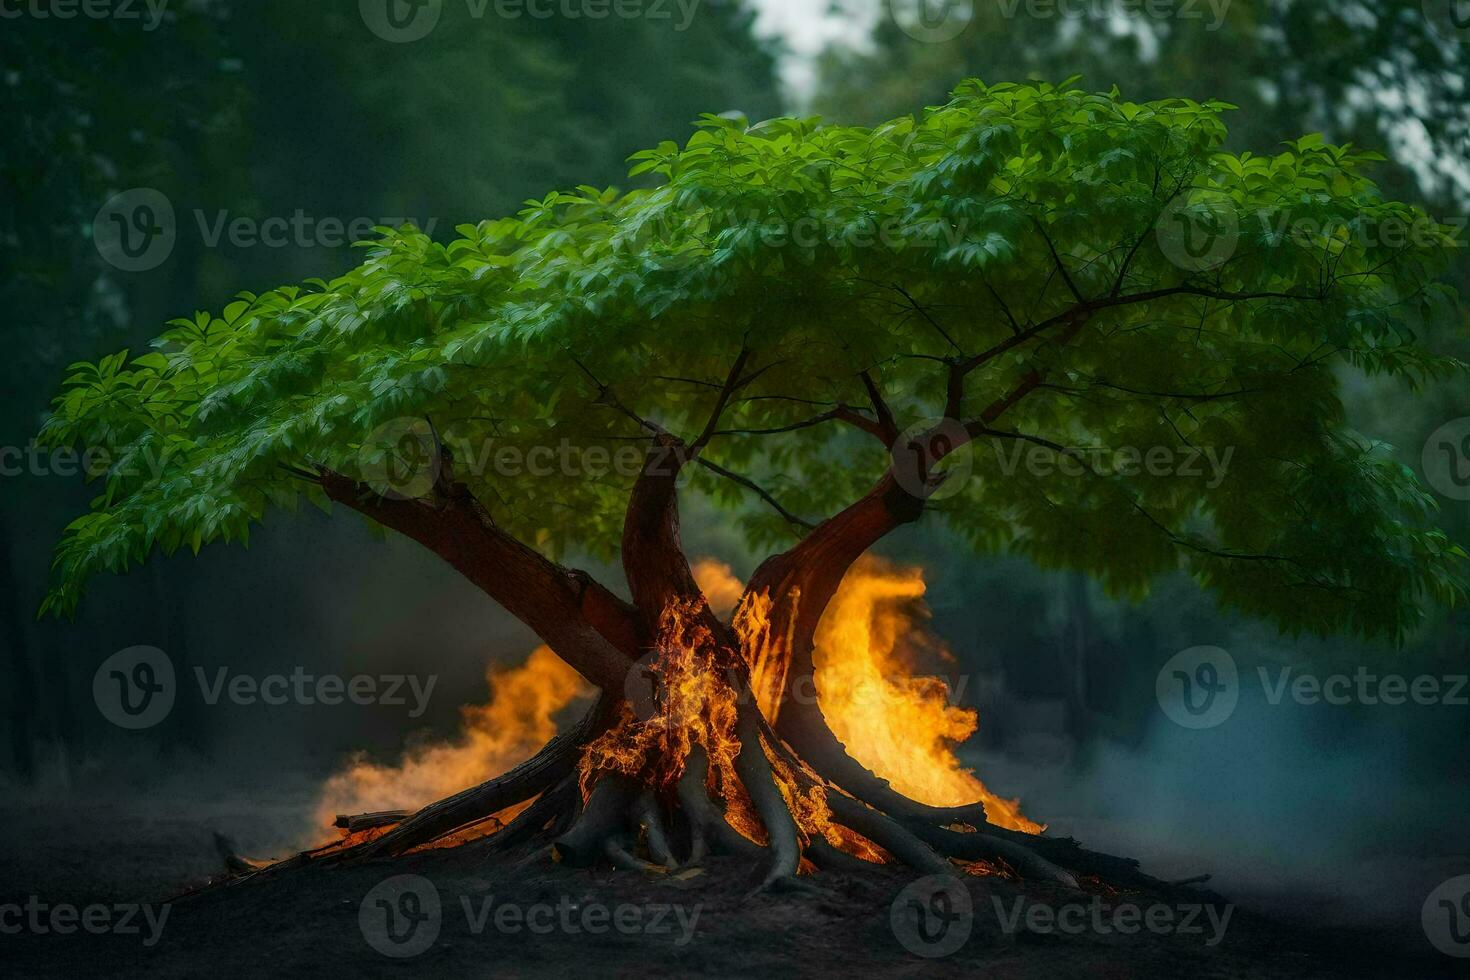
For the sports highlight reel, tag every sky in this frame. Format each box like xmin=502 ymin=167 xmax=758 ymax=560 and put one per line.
xmin=745 ymin=0 xmax=875 ymax=103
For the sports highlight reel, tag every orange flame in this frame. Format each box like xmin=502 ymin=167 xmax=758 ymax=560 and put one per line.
xmin=315 ymin=555 xmax=1038 ymax=852
xmin=314 ymin=645 xmax=590 ymax=828
xmin=694 ymin=557 xmax=1042 ymax=838
xmin=811 ymin=558 xmax=1044 ymax=834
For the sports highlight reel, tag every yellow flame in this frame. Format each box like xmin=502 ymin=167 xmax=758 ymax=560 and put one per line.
xmin=812 ymin=558 xmax=1043 ymax=834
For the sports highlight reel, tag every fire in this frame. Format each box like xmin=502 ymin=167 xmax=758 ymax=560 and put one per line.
xmin=314 ymin=645 xmax=590 ymax=828
xmin=314 ymin=554 xmax=1039 ymax=853
xmin=811 ymin=558 xmax=1044 ymax=835
xmin=694 ymin=556 xmax=1042 ymax=838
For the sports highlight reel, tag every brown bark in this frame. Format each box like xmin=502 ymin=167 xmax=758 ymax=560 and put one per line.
xmin=282 ymin=409 xmax=1122 ymax=890
xmin=320 ymin=468 xmax=636 ymax=690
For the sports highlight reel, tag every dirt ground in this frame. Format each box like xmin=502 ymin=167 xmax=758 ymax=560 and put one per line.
xmin=0 ymin=792 xmax=1461 ymax=979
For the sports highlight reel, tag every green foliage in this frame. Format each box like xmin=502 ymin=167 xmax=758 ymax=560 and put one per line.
xmin=39 ymin=80 xmax=1468 ymax=642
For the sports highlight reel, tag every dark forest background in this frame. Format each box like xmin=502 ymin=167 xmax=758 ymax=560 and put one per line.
xmin=3 ymin=0 xmax=1469 ymax=914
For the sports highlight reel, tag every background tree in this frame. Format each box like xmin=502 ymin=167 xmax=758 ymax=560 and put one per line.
xmin=37 ymin=81 xmax=1468 ymax=885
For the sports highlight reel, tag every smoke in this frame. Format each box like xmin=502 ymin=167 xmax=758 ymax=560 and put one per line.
xmin=1011 ymin=690 xmax=1470 ymax=934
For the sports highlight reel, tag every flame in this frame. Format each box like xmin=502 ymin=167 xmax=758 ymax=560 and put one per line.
xmin=691 ymin=558 xmax=744 ymax=617
xmin=812 ymin=558 xmax=1044 ymax=835
xmin=695 ymin=556 xmax=1042 ymax=840
xmin=314 ymin=553 xmax=1038 ymax=858
xmin=314 ymin=645 xmax=590 ymax=828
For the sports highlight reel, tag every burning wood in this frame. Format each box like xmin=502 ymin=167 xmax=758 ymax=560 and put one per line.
xmin=331 ymin=811 xmax=410 ymax=833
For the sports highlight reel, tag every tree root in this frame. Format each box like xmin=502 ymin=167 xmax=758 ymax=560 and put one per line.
xmin=676 ymin=744 xmax=763 ymax=860
xmin=732 ymin=702 xmax=802 ymax=891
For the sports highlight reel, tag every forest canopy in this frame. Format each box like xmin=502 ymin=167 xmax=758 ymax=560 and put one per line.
xmin=39 ymin=80 xmax=1469 ymax=642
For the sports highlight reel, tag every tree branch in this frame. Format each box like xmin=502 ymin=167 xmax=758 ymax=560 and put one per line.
xmin=318 ymin=467 xmax=636 ymax=688
xmin=695 ymin=457 xmax=815 ymax=530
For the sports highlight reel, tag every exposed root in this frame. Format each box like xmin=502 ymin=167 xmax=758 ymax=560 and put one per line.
xmin=553 ymin=774 xmax=636 ymax=867
xmin=731 ymin=702 xmax=802 ymax=891
xmin=605 ymin=838 xmax=668 ymax=875
xmin=633 ymin=789 xmax=679 ymax=870
xmin=823 ymin=791 xmax=957 ymax=878
xmin=805 ymin=838 xmax=883 ymax=875
xmin=676 ymin=744 xmax=762 ymax=860
xmin=917 ymin=825 xmax=1079 ymax=889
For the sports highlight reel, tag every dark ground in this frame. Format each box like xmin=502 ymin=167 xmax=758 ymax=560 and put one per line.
xmin=0 ymin=792 xmax=1462 ymax=979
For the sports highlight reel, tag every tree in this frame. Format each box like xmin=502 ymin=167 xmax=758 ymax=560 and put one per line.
xmin=37 ymin=81 xmax=1469 ymax=888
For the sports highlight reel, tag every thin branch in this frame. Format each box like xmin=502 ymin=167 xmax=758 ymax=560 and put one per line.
xmin=858 ymin=370 xmax=898 ymax=443
xmin=1032 ymin=216 xmax=1086 ymax=304
xmin=694 ymin=457 xmax=814 ymax=530
xmin=690 ymin=348 xmax=753 ymax=454
xmin=891 ymin=283 xmax=962 ymax=353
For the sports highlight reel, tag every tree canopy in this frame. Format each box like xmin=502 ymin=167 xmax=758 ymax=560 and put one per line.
xmin=40 ymin=80 xmax=1468 ymax=642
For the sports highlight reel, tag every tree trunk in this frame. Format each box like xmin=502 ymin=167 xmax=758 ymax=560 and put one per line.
xmin=248 ymin=442 xmax=1158 ymax=895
